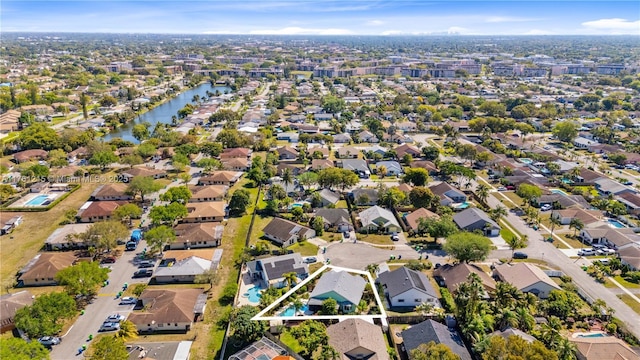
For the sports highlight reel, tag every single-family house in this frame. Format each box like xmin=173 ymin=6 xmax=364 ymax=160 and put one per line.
xmin=327 ymin=318 xmax=390 ymax=360
xmin=377 ymin=266 xmax=440 ymax=308
xmin=433 ymin=263 xmax=497 ymax=295
xmin=198 ymin=171 xmax=243 ymax=186
xmin=570 ymin=336 xmax=640 ymax=360
xmin=309 ymin=270 xmax=366 ymax=313
xmin=77 ymin=201 xmax=124 ymax=222
xmin=403 ymin=208 xmax=439 ymax=233
xmin=491 ymin=328 xmax=536 ymax=343
xmin=44 ymin=223 xmax=93 ymax=250
xmin=395 ymin=143 xmax=421 ymax=159
xmin=340 ymin=159 xmax=370 ymax=178
xmin=357 ymin=130 xmax=379 ymax=143
xmin=308 ymin=146 xmax=330 ymax=159
xmin=411 ymin=160 xmax=439 ymax=175
xmin=333 ymin=133 xmax=352 ymax=143
xmin=183 ymin=202 xmax=225 ymax=223
xmin=350 ymin=188 xmax=379 ymax=206
xmin=121 ymin=167 xmax=167 ymax=180
xmin=534 ymin=194 xmax=590 ymax=209
xmin=17 ymin=252 xmax=77 ymax=287
xmin=228 ymin=337 xmax=294 ymax=360
xmin=311 ymin=159 xmax=334 ymax=170
xmin=262 ymin=217 xmax=316 ymax=247
xmin=153 ymin=256 xmax=213 ymax=283
xmin=595 ymin=178 xmax=636 ymax=196
xmin=127 ymin=289 xmax=206 ymax=333
xmin=618 ymin=244 xmax=640 ymax=271
xmin=429 ymin=183 xmax=467 ymax=206
xmin=188 ymin=185 xmax=227 ymax=202
xmin=219 ymin=147 xmax=252 ymax=160
xmin=573 ymin=137 xmax=598 ymax=149
xmin=314 ymin=209 xmax=353 ymax=232
xmin=0 ymin=291 xmax=34 ymax=333
xmin=246 ymin=253 xmax=309 ymax=289
xmin=401 ymin=320 xmax=472 ymax=360
xmin=13 ymin=149 xmax=48 ymax=164
xmin=317 ymin=189 xmax=341 ymax=207
xmin=376 ymin=160 xmax=403 ymax=176
xmin=580 ymin=225 xmax=640 ymax=249
xmin=551 ymin=209 xmax=602 ymax=225
xmin=222 ymin=157 xmax=251 ymax=171
xmin=91 ymin=183 xmax=132 ymax=201
xmin=493 ymin=263 xmax=561 ymax=298
xmin=336 ymin=146 xmax=361 ymax=159
xmin=277 ymin=146 xmax=299 ymax=160
xmin=617 ymin=192 xmax=640 ymax=217
xmin=171 ymin=223 xmax=224 ymax=249
xmin=359 ymin=206 xmax=401 ymax=234
xmin=453 ymin=208 xmax=501 ymax=237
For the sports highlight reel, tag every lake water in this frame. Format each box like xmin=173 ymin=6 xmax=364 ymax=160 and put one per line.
xmin=102 ymin=83 xmax=231 ymax=143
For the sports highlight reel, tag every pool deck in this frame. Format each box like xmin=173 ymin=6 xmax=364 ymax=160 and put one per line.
xmin=9 ymin=192 xmax=61 ymax=208
xmin=237 ymin=271 xmax=262 ymax=307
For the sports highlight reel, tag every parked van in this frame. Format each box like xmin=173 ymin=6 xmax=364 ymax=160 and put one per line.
xmin=125 ymin=241 xmax=137 ymax=251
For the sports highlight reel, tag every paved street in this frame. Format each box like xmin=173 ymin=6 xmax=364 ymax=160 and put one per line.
xmin=51 ymin=239 xmax=151 ymax=360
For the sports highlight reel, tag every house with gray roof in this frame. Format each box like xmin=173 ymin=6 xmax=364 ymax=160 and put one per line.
xmin=262 ymin=217 xmax=316 ymax=248
xmin=317 ymin=189 xmax=341 ymax=207
xmin=327 ymin=318 xmax=390 ymax=360
xmin=332 ymin=133 xmax=352 ymax=143
xmin=595 ymin=178 xmax=636 ymax=196
xmin=375 ymin=161 xmax=403 ymax=176
xmin=429 ymin=182 xmax=467 ymax=206
xmin=493 ymin=263 xmax=561 ymax=299
xmin=246 ymin=253 xmax=308 ymax=289
xmin=315 ymin=208 xmax=353 ymax=232
xmin=359 ymin=206 xmax=401 ymax=234
xmin=350 ymin=188 xmax=379 ymax=206
xmin=309 ymin=270 xmax=366 ymax=313
xmin=490 ymin=327 xmax=536 ymax=343
xmin=153 ymin=256 xmax=213 ymax=284
xmin=340 ymin=159 xmax=370 ymax=178
xmin=401 ymin=320 xmax=472 ymax=360
xmin=453 ymin=208 xmax=500 ymax=237
xmin=377 ymin=266 xmax=440 ymax=309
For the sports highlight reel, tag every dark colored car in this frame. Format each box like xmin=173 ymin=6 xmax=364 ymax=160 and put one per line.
xmin=100 ymin=257 xmax=116 ymax=264
xmin=513 ymin=252 xmax=528 ymax=259
xmin=132 ymin=269 xmax=153 ymax=278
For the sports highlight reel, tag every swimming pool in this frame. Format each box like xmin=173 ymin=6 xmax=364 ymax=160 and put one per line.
xmin=550 ymin=189 xmax=569 ymax=196
xmin=280 ymin=304 xmax=309 ymax=316
xmin=26 ymin=194 xmax=50 ymax=206
xmin=578 ymin=333 xmax=607 ymax=338
xmin=243 ymin=286 xmax=262 ymax=304
xmin=454 ymin=202 xmax=471 ymax=210
xmin=607 ymin=219 xmax=626 ymax=228
xmin=519 ymin=158 xmax=533 ymax=164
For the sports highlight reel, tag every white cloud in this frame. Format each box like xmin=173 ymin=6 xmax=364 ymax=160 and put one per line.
xmin=367 ymin=20 xmax=385 ymax=26
xmin=249 ymin=27 xmax=353 ymax=35
xmin=581 ymin=18 xmax=640 ymax=31
xmin=447 ymin=26 xmax=468 ymax=34
xmin=380 ymin=30 xmax=403 ymax=35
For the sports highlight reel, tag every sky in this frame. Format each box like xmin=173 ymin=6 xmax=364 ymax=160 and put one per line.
xmin=2 ymin=0 xmax=639 ymax=35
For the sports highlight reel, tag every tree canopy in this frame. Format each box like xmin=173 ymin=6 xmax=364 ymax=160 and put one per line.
xmin=14 ymin=292 xmax=76 ymax=338
xmin=126 ymin=176 xmax=162 ymax=201
xmin=55 ymin=261 xmax=110 ymax=296
xmin=231 ymin=306 xmax=268 ymax=343
xmin=148 ymin=202 xmax=188 ymax=225
xmin=0 ymin=337 xmax=50 ymax=360
xmin=144 ymin=225 xmax=176 ymax=254
xmin=317 ymin=168 xmax=359 ymax=190
xmin=403 ymin=168 xmax=430 ymax=186
xmin=229 ymin=189 xmax=251 ymax=216
xmin=88 ymin=335 xmax=128 ymax=360
xmin=159 ymin=185 xmax=191 ymax=204
xmin=443 ymin=232 xmax=493 ymax=263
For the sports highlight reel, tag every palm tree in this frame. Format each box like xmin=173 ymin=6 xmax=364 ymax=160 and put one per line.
xmin=495 ymin=308 xmax=518 ymax=330
xmin=555 ymin=337 xmax=577 ymax=360
xmin=366 ymin=263 xmax=379 ymax=277
xmin=283 ymin=272 xmax=298 ymax=289
xmin=293 ymin=299 xmax=304 ymax=315
xmin=569 ymin=218 xmax=584 ymax=238
xmin=116 ymin=320 xmax=138 ymax=341
xmin=505 ymin=235 xmax=528 ymax=260
xmin=515 ymin=307 xmax=535 ymax=331
xmin=549 ymin=215 xmax=562 ymax=239
xmin=377 ymin=165 xmax=387 ymax=178
xmin=489 ymin=205 xmax=507 ymax=223
xmin=475 ymin=184 xmax=489 ymax=205
xmin=281 ymin=168 xmax=293 ymax=192
xmin=356 ymin=300 xmax=368 ymax=314
xmin=591 ymin=298 xmax=607 ymax=318
xmin=318 ymin=345 xmax=340 ymax=360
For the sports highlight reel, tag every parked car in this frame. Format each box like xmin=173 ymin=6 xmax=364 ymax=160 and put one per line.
xmin=596 ymin=248 xmax=616 ymax=255
xmin=138 ymin=260 xmax=155 ymax=268
xmin=513 ymin=252 xmax=528 ymax=259
xmin=99 ymin=322 xmax=120 ymax=332
xmin=38 ymin=336 xmax=61 ymax=347
xmin=105 ymin=314 xmax=125 ymax=322
xmin=119 ymin=297 xmax=137 ymax=305
xmin=578 ymin=248 xmax=596 ymax=256
xmin=100 ymin=256 xmax=116 ymax=264
xmin=497 ymin=186 xmax=507 ymax=191
xmin=506 ymin=185 xmax=516 ymax=190
xmin=303 ymin=257 xmax=317 ymax=264
xmin=390 ymin=233 xmax=400 ymax=241
xmin=132 ymin=269 xmax=153 ymax=278
xmin=125 ymin=241 xmax=137 ymax=251
xmin=540 ymin=204 xmax=552 ymax=211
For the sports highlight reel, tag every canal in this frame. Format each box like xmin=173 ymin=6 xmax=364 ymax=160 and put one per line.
xmin=103 ymin=83 xmax=232 ymax=143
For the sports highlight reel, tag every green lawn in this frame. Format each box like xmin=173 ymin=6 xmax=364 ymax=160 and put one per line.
xmin=501 ymin=191 xmax=525 ymax=206
xmin=288 ymin=241 xmax=319 ymax=256
xmin=500 ymin=227 xmax=517 ymax=242
xmin=356 ymin=233 xmax=394 ymax=245
xmin=491 ymin=193 xmax=515 ymax=209
xmin=613 ymin=275 xmax=640 ymax=289
xmin=557 ymin=234 xmax=585 ymax=249
xmin=617 ymin=295 xmax=640 ymax=315
xmin=280 ymin=330 xmax=304 ymax=354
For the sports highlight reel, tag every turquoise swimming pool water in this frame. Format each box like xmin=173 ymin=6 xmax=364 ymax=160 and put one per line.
xmin=26 ymin=194 xmax=50 ymax=206
xmin=550 ymin=189 xmax=568 ymax=196
xmin=519 ymin=158 xmax=533 ymax=164
xmin=458 ymin=202 xmax=470 ymax=209
xmin=281 ymin=304 xmax=309 ymax=316
xmin=578 ymin=333 xmax=607 ymax=338
xmin=607 ymin=219 xmax=626 ymax=228
xmin=243 ymin=286 xmax=262 ymax=304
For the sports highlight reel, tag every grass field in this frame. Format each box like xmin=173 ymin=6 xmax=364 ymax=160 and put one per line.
xmin=287 ymin=241 xmax=318 ymax=257
xmin=356 ymin=233 xmax=394 ymax=245
xmin=613 ymin=275 xmax=640 ymax=289
xmin=617 ymin=295 xmax=640 ymax=315
xmin=0 ymin=176 xmax=106 ymax=289
xmin=279 ymin=330 xmax=304 ymax=354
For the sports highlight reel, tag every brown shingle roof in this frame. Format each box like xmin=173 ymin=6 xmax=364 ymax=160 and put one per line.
xmin=327 ymin=318 xmax=390 ymax=360
xmin=92 ymin=183 xmax=129 ymax=199
xmin=433 ymin=263 xmax=496 ymax=293
xmin=19 ymin=252 xmax=77 ymax=282
xmin=13 ymin=149 xmax=48 ymax=162
xmin=127 ymin=289 xmax=202 ymax=325
xmin=78 ymin=201 xmax=124 ymax=219
xmin=570 ymin=336 xmax=640 ymax=360
xmin=0 ymin=291 xmax=34 ymax=329
xmin=174 ymin=222 xmax=223 ymax=243
xmin=404 ymin=208 xmax=439 ymax=230
xmin=188 ymin=185 xmax=227 ymax=200
xmin=493 ymin=263 xmax=560 ymax=292
xmin=185 ymin=202 xmax=225 ymax=219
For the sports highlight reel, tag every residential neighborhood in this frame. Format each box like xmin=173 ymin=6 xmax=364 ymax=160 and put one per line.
xmin=1 ymin=30 xmax=640 ymax=360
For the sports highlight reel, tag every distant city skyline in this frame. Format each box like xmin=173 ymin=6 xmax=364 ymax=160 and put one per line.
xmin=2 ymin=0 xmax=639 ymax=36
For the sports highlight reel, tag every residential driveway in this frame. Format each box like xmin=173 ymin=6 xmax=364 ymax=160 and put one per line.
xmin=50 ymin=239 xmax=153 ymax=360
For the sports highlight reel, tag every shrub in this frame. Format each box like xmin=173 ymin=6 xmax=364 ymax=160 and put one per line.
xmin=131 ymin=284 xmax=147 ymax=297
xmin=220 ymin=283 xmax=238 ymax=305
xmin=439 ymin=288 xmax=456 ymax=313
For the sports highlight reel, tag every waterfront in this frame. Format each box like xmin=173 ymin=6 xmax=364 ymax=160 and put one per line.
xmin=102 ymin=83 xmax=231 ymax=143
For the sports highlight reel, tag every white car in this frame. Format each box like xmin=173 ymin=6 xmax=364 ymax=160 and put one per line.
xmin=99 ymin=322 xmax=120 ymax=332
xmin=38 ymin=336 xmax=61 ymax=346
xmin=105 ymin=314 xmax=125 ymax=322
xmin=540 ymin=204 xmax=552 ymax=211
xmin=119 ymin=297 xmax=137 ymax=305
xmin=596 ymin=248 xmax=616 ymax=255
xmin=578 ymin=248 xmax=596 ymax=256
xmin=497 ymin=186 xmax=507 ymax=191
